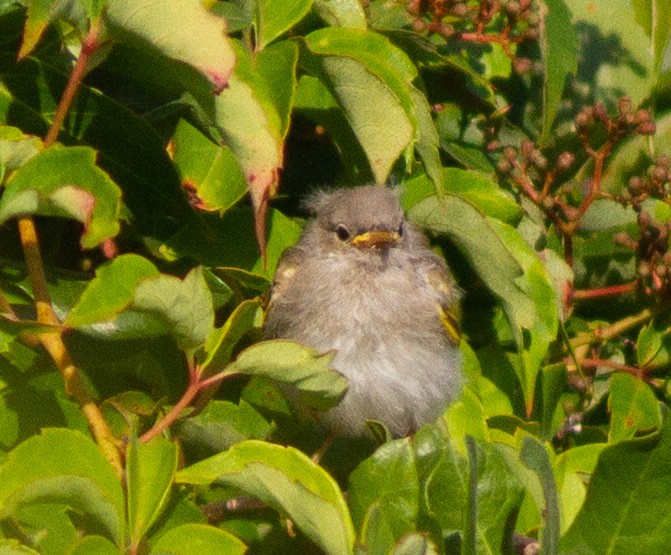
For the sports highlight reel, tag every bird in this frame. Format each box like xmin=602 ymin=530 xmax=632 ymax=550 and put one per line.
xmin=263 ymin=185 xmax=463 ymax=437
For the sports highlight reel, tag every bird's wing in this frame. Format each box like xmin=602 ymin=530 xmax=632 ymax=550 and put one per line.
xmin=424 ymin=263 xmax=462 ymax=345
xmin=266 ymin=246 xmax=303 ymax=313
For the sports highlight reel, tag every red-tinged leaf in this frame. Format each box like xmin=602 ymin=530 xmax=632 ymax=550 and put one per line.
xmin=103 ymin=0 xmax=235 ymax=93
xmin=0 ymin=145 xmax=121 ymax=248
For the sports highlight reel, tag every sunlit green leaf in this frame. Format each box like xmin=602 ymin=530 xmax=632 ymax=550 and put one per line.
xmin=126 ymin=437 xmax=178 ymax=546
xmin=224 ymin=340 xmax=348 ymax=411
xmin=151 ymin=523 xmax=246 ymax=554
xmin=0 ymin=145 xmax=122 ymax=249
xmin=176 ymin=440 xmax=355 ymax=555
xmin=608 ymin=373 xmax=661 ymax=443
xmin=104 ymin=0 xmax=235 ymax=93
xmin=313 ymin=0 xmax=366 ymax=29
xmin=0 ymin=429 xmax=125 ymax=546
xmin=65 ymin=254 xmax=160 ymax=328
xmin=254 ymin=0 xmax=313 ymax=49
xmin=560 ymin=421 xmax=671 ymax=554
xmin=538 ymin=0 xmax=578 ymax=145
xmin=349 ymin=438 xmax=418 ymax=551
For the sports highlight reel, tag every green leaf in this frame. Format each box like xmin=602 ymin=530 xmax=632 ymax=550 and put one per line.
xmin=539 ymin=363 xmax=568 ymax=440
xmin=225 ymin=340 xmax=348 ymax=412
xmin=0 ymin=429 xmax=125 ymax=546
xmin=538 ymin=0 xmax=578 ymax=145
xmin=201 ymin=298 xmax=262 ymax=374
xmin=632 ymin=0 xmax=671 ymax=73
xmin=176 ymin=400 xmax=272 ymax=455
xmin=0 ymin=126 xmax=42 ymax=182
xmin=126 ymin=437 xmax=179 ymax=546
xmin=66 ymin=261 xmax=214 ymax=353
xmin=131 ymin=267 xmax=215 ymax=353
xmin=563 ymin=0 xmax=657 ymax=107
xmin=391 ymin=533 xmax=439 ymax=555
xmin=520 ymin=437 xmax=560 ymax=555
xmin=176 ymin=440 xmax=355 ymax=555
xmin=65 ymin=254 xmax=160 ymax=328
xmin=0 ymin=539 xmax=39 ymax=554
xmin=302 ymin=28 xmax=418 ymax=183
xmin=608 ymin=373 xmax=661 ymax=443
xmin=103 ymin=0 xmax=235 ymax=93
xmin=637 ymin=320 xmax=671 ymax=370
xmin=255 ymin=40 xmax=300 ymax=141
xmin=560 ymin=421 xmax=671 ymax=554
xmin=468 ymin=440 xmax=524 ymax=554
xmin=171 ymin=119 xmax=247 ymax=213
xmin=70 ymin=535 xmax=120 ymax=555
xmin=401 ymin=180 xmax=535 ymax=333
xmin=553 ymin=444 xmax=606 ymax=534
xmin=0 ymin=145 xmax=121 ymax=249
xmin=413 ymin=425 xmax=467 ymax=535
xmin=12 ymin=502 xmax=77 ymax=555
xmin=313 ymin=0 xmax=367 ymax=29
xmin=255 ymin=0 xmax=313 ymax=49
xmin=488 ymin=219 xmax=559 ymax=414
xmin=440 ymin=168 xmax=522 ymax=225
xmin=196 ymin=42 xmax=289 ymax=228
xmin=19 ymin=0 xmax=102 ymax=59
xmin=151 ymin=523 xmax=246 ymax=555
xmin=410 ymin=87 xmax=443 ymax=194
xmin=349 ymin=439 xmax=418 ymax=551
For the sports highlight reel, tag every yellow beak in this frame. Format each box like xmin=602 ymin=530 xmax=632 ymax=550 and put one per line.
xmin=351 ymin=230 xmax=400 ymax=249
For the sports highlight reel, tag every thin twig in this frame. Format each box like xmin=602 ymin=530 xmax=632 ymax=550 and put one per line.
xmin=572 ymin=280 xmax=639 ymax=300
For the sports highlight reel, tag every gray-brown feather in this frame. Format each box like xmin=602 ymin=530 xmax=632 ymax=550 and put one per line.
xmin=263 ymin=186 xmax=463 ymax=436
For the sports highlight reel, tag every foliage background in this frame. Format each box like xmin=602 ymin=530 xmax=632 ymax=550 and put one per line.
xmin=1 ymin=0 xmax=671 ymax=553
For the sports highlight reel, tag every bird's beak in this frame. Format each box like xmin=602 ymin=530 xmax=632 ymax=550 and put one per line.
xmin=351 ymin=230 xmax=401 ymax=249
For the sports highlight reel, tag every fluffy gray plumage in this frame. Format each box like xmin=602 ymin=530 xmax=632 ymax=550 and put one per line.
xmin=263 ymin=186 xmax=463 ymax=437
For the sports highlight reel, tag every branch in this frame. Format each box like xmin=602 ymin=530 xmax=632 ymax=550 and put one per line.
xmin=569 ymin=306 xmax=659 ymax=349
xmin=15 ymin=20 xmax=122 ymax=476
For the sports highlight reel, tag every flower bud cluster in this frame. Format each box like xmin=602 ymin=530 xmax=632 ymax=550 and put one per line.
xmin=575 ymin=98 xmax=656 ymax=138
xmin=614 ymin=211 xmax=671 ymax=294
xmin=407 ymin=0 xmax=539 ymax=73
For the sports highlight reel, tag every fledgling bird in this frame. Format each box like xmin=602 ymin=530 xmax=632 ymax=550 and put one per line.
xmin=263 ymin=185 xmax=463 ymax=437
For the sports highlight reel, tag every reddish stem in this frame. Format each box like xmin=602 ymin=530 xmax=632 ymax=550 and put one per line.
xmin=579 ymin=358 xmax=646 ymax=378
xmin=44 ymin=21 xmax=100 ymax=147
xmin=140 ymin=378 xmax=201 ymax=444
xmin=572 ymin=280 xmax=639 ymax=300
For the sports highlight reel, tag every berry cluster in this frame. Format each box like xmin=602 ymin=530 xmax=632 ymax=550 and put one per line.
xmin=407 ymin=0 xmax=539 ymax=72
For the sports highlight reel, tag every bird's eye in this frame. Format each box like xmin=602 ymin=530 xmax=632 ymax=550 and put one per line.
xmin=336 ymin=224 xmax=351 ymax=241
